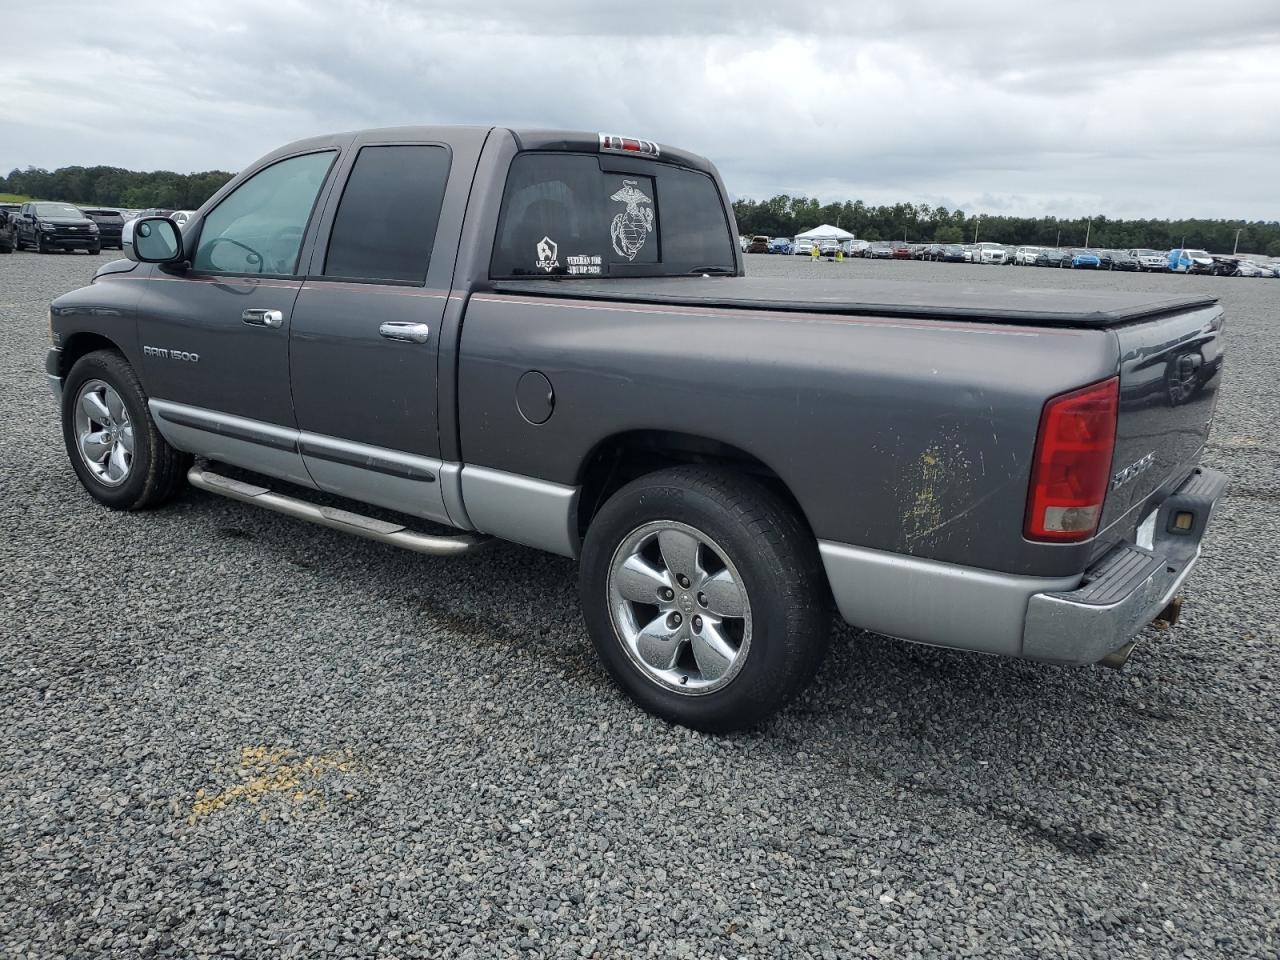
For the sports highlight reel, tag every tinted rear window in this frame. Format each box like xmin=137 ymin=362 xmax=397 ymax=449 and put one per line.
xmin=324 ymin=145 xmax=450 ymax=284
xmin=491 ymin=152 xmax=734 ymax=278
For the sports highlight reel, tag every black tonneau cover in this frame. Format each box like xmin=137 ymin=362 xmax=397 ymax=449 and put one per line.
xmin=491 ymin=277 xmax=1218 ymax=328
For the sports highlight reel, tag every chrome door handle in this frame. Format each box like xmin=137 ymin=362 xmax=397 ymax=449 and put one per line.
xmin=379 ymin=321 xmax=431 ymax=344
xmin=242 ymin=308 xmax=284 ymax=329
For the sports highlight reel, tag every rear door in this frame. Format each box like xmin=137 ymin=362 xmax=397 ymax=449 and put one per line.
xmin=288 ymin=131 xmax=484 ymax=523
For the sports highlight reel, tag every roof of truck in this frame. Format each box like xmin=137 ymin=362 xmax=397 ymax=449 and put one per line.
xmin=262 ymin=126 xmax=717 ymax=174
xmin=492 ymin=277 xmax=1220 ymax=328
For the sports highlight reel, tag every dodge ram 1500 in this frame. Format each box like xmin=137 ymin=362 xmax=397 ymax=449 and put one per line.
xmin=47 ymin=126 xmax=1226 ymax=731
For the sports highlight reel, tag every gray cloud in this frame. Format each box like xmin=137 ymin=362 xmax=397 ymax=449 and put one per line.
xmin=3 ymin=1 xmax=1278 ymax=219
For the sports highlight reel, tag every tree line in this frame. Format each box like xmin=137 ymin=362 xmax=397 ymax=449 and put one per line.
xmin=5 ymin=164 xmax=1277 ymax=256
xmin=1 ymin=165 xmax=235 ymax=211
xmin=733 ymin=196 xmax=1280 ymax=257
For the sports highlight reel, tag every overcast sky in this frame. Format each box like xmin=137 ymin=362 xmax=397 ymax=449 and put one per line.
xmin=4 ymin=2 xmax=1279 ymax=220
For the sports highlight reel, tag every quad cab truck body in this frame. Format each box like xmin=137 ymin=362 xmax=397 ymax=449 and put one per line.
xmin=48 ymin=127 xmax=1227 ymax=730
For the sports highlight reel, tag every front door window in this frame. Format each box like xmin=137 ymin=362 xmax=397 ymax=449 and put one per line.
xmin=192 ymin=151 xmax=335 ymax=276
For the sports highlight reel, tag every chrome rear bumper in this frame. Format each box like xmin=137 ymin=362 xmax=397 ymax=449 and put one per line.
xmin=1022 ymin=467 xmax=1227 ymax=664
xmin=819 ymin=466 xmax=1227 ymax=664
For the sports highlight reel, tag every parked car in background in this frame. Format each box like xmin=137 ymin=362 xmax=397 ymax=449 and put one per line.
xmin=747 ymin=235 xmax=770 ymax=254
xmin=1169 ymin=249 xmax=1214 ymax=274
xmin=1068 ymin=249 xmax=1103 ymax=269
xmin=170 ymin=210 xmax=196 ymax=228
xmin=867 ymin=241 xmax=893 ymax=259
xmin=792 ymin=238 xmax=815 ymax=257
xmin=1034 ymin=248 xmax=1069 ymax=267
xmin=922 ymin=243 xmax=964 ymax=262
xmin=0 ymin=206 xmax=16 ymax=253
xmin=1230 ymin=259 xmax=1270 ymax=278
xmin=1130 ymin=249 xmax=1169 ymax=272
xmin=738 ymin=235 xmax=749 ymax=252
xmin=1108 ymin=250 xmax=1140 ymax=272
xmin=1091 ymin=250 xmax=1113 ymax=270
xmin=971 ymin=242 xmax=1008 ymax=265
xmin=842 ymin=239 xmax=869 ymax=257
xmin=13 ymin=201 xmax=101 ymax=254
xmin=890 ymin=242 xmax=912 ymax=260
xmin=1013 ymin=246 xmax=1041 ymax=265
xmin=768 ymin=237 xmax=793 ymax=255
xmin=79 ymin=208 xmax=126 ymax=250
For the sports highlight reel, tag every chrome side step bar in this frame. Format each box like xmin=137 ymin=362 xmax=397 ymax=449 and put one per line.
xmin=188 ymin=464 xmax=489 ymax=556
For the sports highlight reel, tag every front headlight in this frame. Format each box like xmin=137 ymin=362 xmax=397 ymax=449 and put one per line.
xmin=39 ymin=222 xmax=57 ymax=231
xmin=87 ymin=223 xmax=99 ymax=233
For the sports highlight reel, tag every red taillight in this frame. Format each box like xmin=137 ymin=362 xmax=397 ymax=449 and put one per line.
xmin=1024 ymin=377 xmax=1119 ymax=542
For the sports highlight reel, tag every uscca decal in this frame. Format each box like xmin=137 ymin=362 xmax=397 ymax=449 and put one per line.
xmin=535 ymin=236 xmax=560 ymax=273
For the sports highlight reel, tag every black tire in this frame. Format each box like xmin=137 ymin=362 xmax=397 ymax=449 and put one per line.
xmin=61 ymin=350 xmax=190 ymax=510
xmin=580 ymin=466 xmax=831 ymax=732
xmin=37 ymin=234 xmax=50 ymax=254
xmin=88 ymin=244 xmax=101 ymax=255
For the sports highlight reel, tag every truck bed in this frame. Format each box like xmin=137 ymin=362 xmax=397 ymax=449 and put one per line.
xmin=491 ymin=276 xmax=1217 ymax=328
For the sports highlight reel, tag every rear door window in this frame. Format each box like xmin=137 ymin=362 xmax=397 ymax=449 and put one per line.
xmin=323 ymin=145 xmax=451 ymax=284
xmin=491 ymin=153 xmax=734 ymax=278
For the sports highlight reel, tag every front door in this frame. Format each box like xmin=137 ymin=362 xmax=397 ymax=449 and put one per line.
xmin=136 ymin=149 xmax=338 ymax=487
xmin=288 ymin=141 xmax=456 ymax=522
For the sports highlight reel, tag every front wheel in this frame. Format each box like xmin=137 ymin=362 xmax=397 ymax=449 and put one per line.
xmin=61 ymin=350 xmax=190 ymax=510
xmin=580 ymin=466 xmax=831 ymax=732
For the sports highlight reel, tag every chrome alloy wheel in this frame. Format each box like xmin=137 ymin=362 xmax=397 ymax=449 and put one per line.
xmin=606 ymin=520 xmax=752 ymax=695
xmin=73 ymin=379 xmax=134 ymax=486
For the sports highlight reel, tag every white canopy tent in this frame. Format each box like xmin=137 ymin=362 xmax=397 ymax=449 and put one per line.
xmin=794 ymin=224 xmax=856 ymax=241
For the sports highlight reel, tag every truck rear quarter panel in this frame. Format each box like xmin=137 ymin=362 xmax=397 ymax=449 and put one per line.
xmin=456 ymin=293 xmax=1119 ymax=578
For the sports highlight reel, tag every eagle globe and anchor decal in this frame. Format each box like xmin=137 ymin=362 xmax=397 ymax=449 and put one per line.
xmin=609 ymin=179 xmax=654 ymax=261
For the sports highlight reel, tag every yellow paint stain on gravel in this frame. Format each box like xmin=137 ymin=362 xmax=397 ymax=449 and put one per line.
xmin=190 ymin=746 xmax=354 ymax=820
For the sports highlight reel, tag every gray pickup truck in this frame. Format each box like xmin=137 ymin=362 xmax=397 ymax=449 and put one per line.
xmin=46 ymin=126 xmax=1227 ymax=731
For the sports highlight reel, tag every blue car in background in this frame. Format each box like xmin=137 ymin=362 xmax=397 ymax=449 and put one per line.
xmin=768 ymin=237 xmax=793 ymax=255
xmin=1169 ymin=248 xmax=1214 ymax=274
xmin=1069 ymin=249 xmax=1102 ymax=269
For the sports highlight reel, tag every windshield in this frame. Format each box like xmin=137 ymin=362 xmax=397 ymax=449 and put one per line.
xmin=34 ymin=203 xmax=83 ymax=219
xmin=491 ymin=152 xmax=735 ymax=277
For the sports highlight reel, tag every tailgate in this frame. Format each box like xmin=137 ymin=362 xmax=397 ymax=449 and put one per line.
xmin=1099 ymin=304 xmax=1225 ymax=546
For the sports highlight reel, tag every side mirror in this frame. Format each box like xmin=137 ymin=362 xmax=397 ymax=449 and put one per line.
xmin=125 ymin=216 xmax=183 ymax=264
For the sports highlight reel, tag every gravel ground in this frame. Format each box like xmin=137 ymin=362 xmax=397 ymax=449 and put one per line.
xmin=1 ymin=249 xmax=1276 ymax=959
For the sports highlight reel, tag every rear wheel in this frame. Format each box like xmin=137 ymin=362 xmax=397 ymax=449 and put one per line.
xmin=61 ymin=350 xmax=190 ymax=510
xmin=580 ymin=466 xmax=831 ymax=732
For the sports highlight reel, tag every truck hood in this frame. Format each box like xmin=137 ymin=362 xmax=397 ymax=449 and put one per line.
xmin=492 ymin=277 xmax=1217 ymax=329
